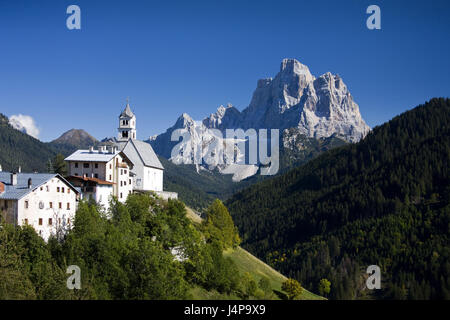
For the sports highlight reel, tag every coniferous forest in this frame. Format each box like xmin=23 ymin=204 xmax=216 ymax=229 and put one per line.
xmin=226 ymin=98 xmax=450 ymax=299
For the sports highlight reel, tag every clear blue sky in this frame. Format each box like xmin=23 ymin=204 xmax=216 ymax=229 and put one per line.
xmin=1 ymin=0 xmax=449 ymax=142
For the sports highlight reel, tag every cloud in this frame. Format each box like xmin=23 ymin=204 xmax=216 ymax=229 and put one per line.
xmin=9 ymin=114 xmax=40 ymax=139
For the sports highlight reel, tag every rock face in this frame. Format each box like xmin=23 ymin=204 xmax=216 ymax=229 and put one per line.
xmin=201 ymin=58 xmax=369 ymax=142
xmin=149 ymin=58 xmax=370 ymax=180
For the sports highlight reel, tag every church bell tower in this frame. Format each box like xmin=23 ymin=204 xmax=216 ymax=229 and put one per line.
xmin=118 ymin=99 xmax=137 ymax=141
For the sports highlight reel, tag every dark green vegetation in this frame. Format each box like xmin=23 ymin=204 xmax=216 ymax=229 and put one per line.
xmin=0 ymin=115 xmax=86 ymax=173
xmin=227 ymin=98 xmax=450 ymax=299
xmin=0 ymin=194 xmax=318 ymax=300
xmin=160 ymin=157 xmax=235 ymax=211
xmin=161 ymin=134 xmax=346 ymax=211
xmin=0 ymin=113 xmax=56 ymax=172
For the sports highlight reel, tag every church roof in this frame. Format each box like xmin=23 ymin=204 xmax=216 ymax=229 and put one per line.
xmin=120 ymin=139 xmax=164 ymax=170
xmin=120 ymin=103 xmax=135 ymax=118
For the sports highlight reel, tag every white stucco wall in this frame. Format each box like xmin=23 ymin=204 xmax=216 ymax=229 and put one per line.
xmin=133 ymin=165 xmax=163 ymax=192
xmin=67 ymin=153 xmax=133 ymax=205
xmin=16 ymin=177 xmax=78 ymax=241
xmin=95 ymin=184 xmax=113 ymax=211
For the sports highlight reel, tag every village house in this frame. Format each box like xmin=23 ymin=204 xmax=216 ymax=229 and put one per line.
xmin=64 ymin=145 xmax=134 ymax=209
xmin=0 ymin=172 xmax=79 ymax=241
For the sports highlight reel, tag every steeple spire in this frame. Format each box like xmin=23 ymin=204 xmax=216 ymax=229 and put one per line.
xmin=118 ymin=99 xmax=137 ymax=141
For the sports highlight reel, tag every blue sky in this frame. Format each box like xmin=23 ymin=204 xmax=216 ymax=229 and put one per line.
xmin=1 ymin=0 xmax=449 ymax=142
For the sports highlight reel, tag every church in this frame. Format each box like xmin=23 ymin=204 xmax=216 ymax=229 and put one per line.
xmin=114 ymin=103 xmax=165 ymax=193
xmin=65 ymin=101 xmax=176 ymax=209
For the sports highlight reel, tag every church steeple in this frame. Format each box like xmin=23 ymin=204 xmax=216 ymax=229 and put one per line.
xmin=118 ymin=99 xmax=137 ymax=141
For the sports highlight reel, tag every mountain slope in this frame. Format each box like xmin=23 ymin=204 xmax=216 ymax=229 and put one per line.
xmin=159 ymin=132 xmax=347 ymax=210
xmin=226 ymin=98 xmax=450 ymax=299
xmin=0 ymin=113 xmax=56 ymax=172
xmin=48 ymin=129 xmax=98 ymax=155
xmin=184 ymin=207 xmax=322 ymax=300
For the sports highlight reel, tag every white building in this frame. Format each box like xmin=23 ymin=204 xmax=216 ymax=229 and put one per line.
xmin=116 ymin=139 xmax=164 ymax=192
xmin=65 ymin=101 xmax=176 ymax=207
xmin=0 ymin=172 xmax=79 ymax=241
xmin=114 ymin=102 xmax=176 ymax=199
xmin=118 ymin=101 xmax=137 ymax=141
xmin=64 ymin=146 xmax=134 ymax=207
xmin=65 ymin=176 xmax=114 ymax=212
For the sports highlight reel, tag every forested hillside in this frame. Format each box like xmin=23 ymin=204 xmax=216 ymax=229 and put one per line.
xmin=160 ymin=134 xmax=346 ymax=211
xmin=0 ymin=194 xmax=320 ymax=300
xmin=0 ymin=113 xmax=56 ymax=172
xmin=227 ymin=98 xmax=450 ymax=299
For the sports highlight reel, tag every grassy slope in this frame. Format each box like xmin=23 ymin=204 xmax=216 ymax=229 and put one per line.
xmin=223 ymin=247 xmax=323 ymax=300
xmin=185 ymin=207 xmax=323 ymax=300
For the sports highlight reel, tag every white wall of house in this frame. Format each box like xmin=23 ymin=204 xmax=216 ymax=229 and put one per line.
xmin=144 ymin=167 xmax=163 ymax=192
xmin=69 ymin=161 xmax=108 ymax=180
xmin=67 ymin=153 xmax=133 ymax=204
xmin=133 ymin=165 xmax=163 ymax=192
xmin=95 ymin=185 xmax=113 ymax=211
xmin=17 ymin=177 xmax=78 ymax=241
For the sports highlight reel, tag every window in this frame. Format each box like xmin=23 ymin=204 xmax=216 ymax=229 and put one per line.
xmin=83 ymin=163 xmax=89 ymax=168
xmin=124 ymin=170 xmax=127 ymax=174
xmin=46 ymin=186 xmax=49 ymax=192
xmin=67 ymin=203 xmax=70 ymax=210
xmin=120 ymin=181 xmax=123 ymax=187
xmin=57 ymin=187 xmax=60 ymax=192
xmin=95 ymin=163 xmax=98 ymax=169
xmin=120 ymin=169 xmax=123 ymax=175
xmin=39 ymin=218 xmax=42 ymax=226
xmin=109 ymin=164 xmax=112 ymax=169
xmin=129 ymin=179 xmax=131 ymax=184
xmin=68 ymin=218 xmax=71 ymax=225
xmin=68 ymin=189 xmax=70 ymax=194
xmin=74 ymin=173 xmax=78 ymax=176
xmin=120 ymin=193 xmax=123 ymax=199
xmin=109 ymin=175 xmax=112 ymax=180
xmin=40 ymin=186 xmax=43 ymax=191
xmin=61 ymin=187 xmax=65 ymax=193
xmin=49 ymin=202 xmax=53 ymax=209
xmin=59 ymin=202 xmax=62 ymax=209
xmin=124 ymin=181 xmax=126 ymax=186
xmin=25 ymin=201 xmax=29 ymax=209
xmin=75 ymin=163 xmax=79 ymax=168
xmin=94 ymin=174 xmax=98 ymax=178
xmin=48 ymin=218 xmax=52 ymax=226
xmin=24 ymin=219 xmax=28 ymax=225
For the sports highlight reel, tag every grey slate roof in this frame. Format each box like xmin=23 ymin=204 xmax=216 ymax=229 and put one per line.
xmin=121 ymin=139 xmax=164 ymax=170
xmin=0 ymin=172 xmax=78 ymax=200
xmin=120 ymin=103 xmax=135 ymax=118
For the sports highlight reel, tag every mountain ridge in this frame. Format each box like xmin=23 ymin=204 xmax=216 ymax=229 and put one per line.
xmin=149 ymin=58 xmax=369 ymax=180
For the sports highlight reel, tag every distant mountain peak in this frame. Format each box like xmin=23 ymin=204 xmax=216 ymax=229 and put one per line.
xmin=280 ymin=58 xmax=313 ymax=78
xmin=51 ymin=129 xmax=98 ymax=147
